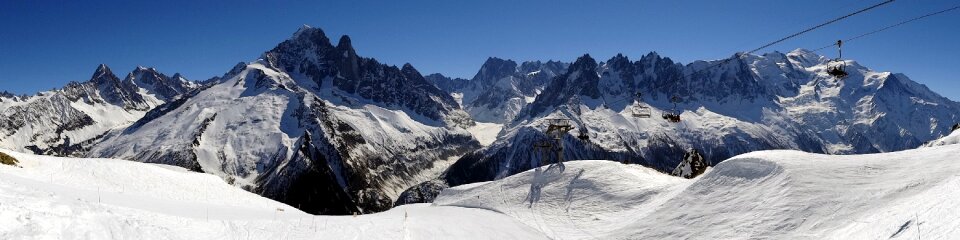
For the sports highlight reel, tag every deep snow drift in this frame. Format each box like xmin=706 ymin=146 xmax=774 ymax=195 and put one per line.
xmin=0 ymin=149 xmax=545 ymax=239
xmin=434 ymin=143 xmax=960 ymax=239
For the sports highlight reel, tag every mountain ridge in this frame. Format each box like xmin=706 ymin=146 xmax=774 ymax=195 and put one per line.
xmin=401 ymin=48 xmax=960 ymax=204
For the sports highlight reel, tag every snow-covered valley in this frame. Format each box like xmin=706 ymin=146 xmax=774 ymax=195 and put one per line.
xmin=4 ymin=133 xmax=960 ymax=239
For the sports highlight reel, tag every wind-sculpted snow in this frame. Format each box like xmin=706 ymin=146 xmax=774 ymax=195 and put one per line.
xmin=433 ymin=144 xmax=960 ymax=239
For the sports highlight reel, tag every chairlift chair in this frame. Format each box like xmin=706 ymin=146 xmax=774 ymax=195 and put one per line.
xmin=662 ymin=113 xmax=681 ymax=123
xmin=827 ymin=40 xmax=849 ymax=79
xmin=661 ymin=95 xmax=682 ymax=123
xmin=632 ymin=105 xmax=652 ymax=118
xmin=631 ymin=91 xmax=652 ymax=118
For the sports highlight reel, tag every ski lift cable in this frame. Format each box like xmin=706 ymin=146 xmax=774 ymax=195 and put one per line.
xmin=602 ymin=0 xmax=896 ymax=108
xmin=745 ymin=0 xmax=896 ymax=55
xmin=811 ymin=4 xmax=960 ymax=52
xmin=610 ymin=0 xmax=896 ymax=108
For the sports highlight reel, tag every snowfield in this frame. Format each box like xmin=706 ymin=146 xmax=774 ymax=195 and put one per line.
xmin=434 ymin=143 xmax=960 ymax=239
xmin=0 ymin=149 xmax=545 ymax=240
xmin=4 ymin=137 xmax=960 ymax=239
xmin=466 ymin=122 xmax=504 ymax=146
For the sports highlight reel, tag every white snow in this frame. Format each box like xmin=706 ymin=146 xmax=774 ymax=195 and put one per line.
xmin=0 ymin=149 xmax=548 ymax=240
xmin=467 ymin=122 xmax=504 ymax=146
xmin=0 ymin=91 xmax=157 ymax=153
xmin=434 ymin=144 xmax=960 ymax=239
xmin=923 ymin=129 xmax=960 ymax=147
xmin=6 ymin=142 xmax=960 ymax=239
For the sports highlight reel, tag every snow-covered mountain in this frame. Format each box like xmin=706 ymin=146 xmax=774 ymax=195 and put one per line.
xmin=428 ymin=58 xmax=568 ymax=123
xmin=403 ymin=50 xmax=960 ymax=202
xmin=0 ymin=65 xmax=197 ymax=155
xmin=86 ymin=25 xmax=480 ymax=215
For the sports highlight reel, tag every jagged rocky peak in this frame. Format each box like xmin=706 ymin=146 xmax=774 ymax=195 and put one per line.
xmin=90 ymin=64 xmax=121 ymax=85
xmin=401 ymin=63 xmax=421 ymax=77
xmin=171 ymin=73 xmax=187 ymax=81
xmin=130 ymin=66 xmax=164 ymax=81
xmin=125 ymin=66 xmax=197 ymax=101
xmin=640 ymin=51 xmax=660 ymax=63
xmin=516 ymin=54 xmax=601 ymax=120
xmin=474 ymin=57 xmax=519 ymax=83
xmin=606 ymin=53 xmax=631 ymax=69
xmin=287 ymin=24 xmax=334 ymax=49
xmin=0 ymin=91 xmax=14 ymax=99
xmin=336 ymin=35 xmax=355 ymax=53
xmin=569 ymin=54 xmax=599 ymax=72
xmin=263 ymin=25 xmax=335 ymax=72
xmin=424 ymin=73 xmax=470 ymax=93
xmin=519 ymin=59 xmax=568 ymax=72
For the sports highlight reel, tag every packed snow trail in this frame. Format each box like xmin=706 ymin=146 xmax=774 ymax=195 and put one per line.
xmin=0 ymin=149 xmax=547 ymax=240
xmin=434 ymin=144 xmax=960 ymax=239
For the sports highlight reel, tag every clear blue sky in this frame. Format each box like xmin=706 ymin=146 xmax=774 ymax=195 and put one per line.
xmin=2 ymin=0 xmax=958 ymax=100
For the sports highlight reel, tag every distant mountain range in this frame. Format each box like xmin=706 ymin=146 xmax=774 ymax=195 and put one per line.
xmin=0 ymin=65 xmax=197 ymax=155
xmin=401 ymin=50 xmax=960 ymax=204
xmin=2 ymin=25 xmax=958 ymax=214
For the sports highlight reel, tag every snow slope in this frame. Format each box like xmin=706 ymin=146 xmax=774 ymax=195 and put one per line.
xmin=434 ymin=144 xmax=960 ymax=239
xmin=0 ymin=149 xmax=547 ymax=239
xmin=466 ymin=122 xmax=503 ymax=146
xmin=5 ymin=142 xmax=960 ymax=239
xmin=923 ymin=129 xmax=960 ymax=147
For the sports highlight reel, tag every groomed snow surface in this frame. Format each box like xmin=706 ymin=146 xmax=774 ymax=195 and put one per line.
xmin=4 ymin=141 xmax=960 ymax=239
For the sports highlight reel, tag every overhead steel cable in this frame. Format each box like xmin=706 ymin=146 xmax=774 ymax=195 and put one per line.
xmin=812 ymin=4 xmax=960 ymax=52
xmin=651 ymin=0 xmax=895 ymax=93
xmin=602 ymin=0 xmax=897 ymax=107
xmin=745 ymin=0 xmax=896 ymax=55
